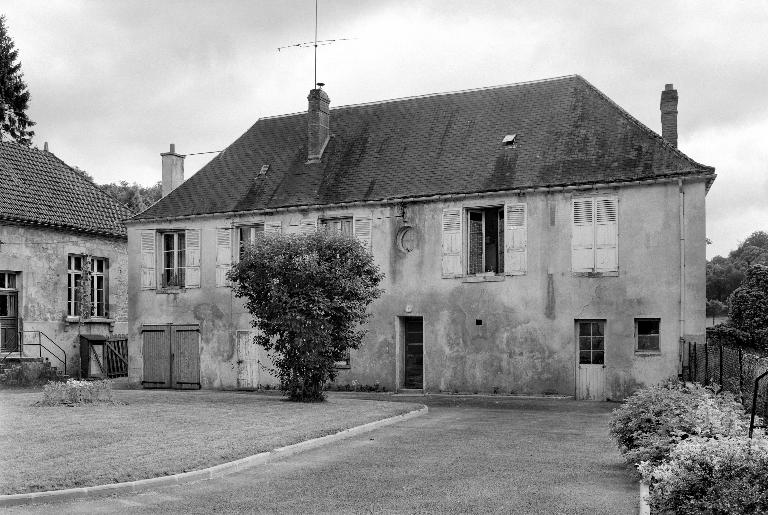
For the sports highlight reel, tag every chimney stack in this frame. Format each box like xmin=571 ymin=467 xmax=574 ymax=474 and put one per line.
xmin=660 ymin=83 xmax=678 ymax=148
xmin=161 ymin=143 xmax=185 ymax=197
xmin=307 ymin=84 xmax=330 ymax=163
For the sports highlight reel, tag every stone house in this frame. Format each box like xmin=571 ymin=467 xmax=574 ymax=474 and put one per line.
xmin=126 ymin=75 xmax=715 ymax=400
xmin=0 ymin=141 xmax=131 ymax=378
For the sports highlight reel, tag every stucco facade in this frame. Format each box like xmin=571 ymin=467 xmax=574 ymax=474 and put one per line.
xmin=127 ymin=177 xmax=706 ymax=399
xmin=0 ymin=223 xmax=128 ymax=375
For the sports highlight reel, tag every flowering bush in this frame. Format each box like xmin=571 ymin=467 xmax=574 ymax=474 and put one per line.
xmin=40 ymin=379 xmax=114 ymax=405
xmin=639 ymin=435 xmax=768 ymax=514
xmin=609 ymin=380 xmax=747 ymax=467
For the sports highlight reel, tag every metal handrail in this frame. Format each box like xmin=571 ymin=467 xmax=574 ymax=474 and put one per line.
xmin=749 ymin=369 xmax=768 ymax=439
xmin=21 ymin=330 xmax=67 ymax=376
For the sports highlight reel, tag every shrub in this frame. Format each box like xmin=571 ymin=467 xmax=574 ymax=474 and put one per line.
xmin=639 ymin=435 xmax=768 ymax=514
xmin=728 ymin=264 xmax=768 ymax=349
xmin=229 ymin=231 xmax=383 ymax=402
xmin=609 ymin=380 xmax=748 ymax=467
xmin=39 ymin=379 xmax=114 ymax=405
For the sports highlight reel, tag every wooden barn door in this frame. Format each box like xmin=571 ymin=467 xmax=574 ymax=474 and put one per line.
xmin=142 ymin=324 xmax=200 ymax=389
xmin=576 ymin=320 xmax=606 ymax=400
xmin=141 ymin=325 xmax=171 ymax=388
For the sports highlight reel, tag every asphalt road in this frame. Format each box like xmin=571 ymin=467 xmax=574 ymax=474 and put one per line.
xmin=11 ymin=396 xmax=638 ymax=514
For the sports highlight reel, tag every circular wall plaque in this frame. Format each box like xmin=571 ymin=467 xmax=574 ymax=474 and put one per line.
xmin=397 ymin=226 xmax=417 ymax=253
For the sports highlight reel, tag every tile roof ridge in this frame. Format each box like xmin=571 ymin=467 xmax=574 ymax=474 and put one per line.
xmin=574 ymin=76 xmax=714 ymax=172
xmin=331 ymin=74 xmax=580 ymax=111
xmin=254 ymin=75 xmax=579 ymax=122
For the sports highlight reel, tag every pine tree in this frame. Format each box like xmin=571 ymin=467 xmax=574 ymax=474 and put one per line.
xmin=0 ymin=15 xmax=34 ymax=145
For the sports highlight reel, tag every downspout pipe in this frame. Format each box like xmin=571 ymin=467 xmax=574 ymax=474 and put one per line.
xmin=679 ymin=179 xmax=686 ymax=376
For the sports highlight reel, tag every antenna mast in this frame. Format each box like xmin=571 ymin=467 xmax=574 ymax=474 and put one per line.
xmin=314 ymin=0 xmax=318 ymax=88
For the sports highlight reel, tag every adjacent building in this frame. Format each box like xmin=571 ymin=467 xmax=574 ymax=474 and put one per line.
xmin=126 ymin=75 xmax=715 ymax=400
xmin=0 ymin=141 xmax=131 ymax=377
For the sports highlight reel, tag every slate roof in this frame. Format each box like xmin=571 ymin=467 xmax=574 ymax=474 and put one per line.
xmin=134 ymin=75 xmax=714 ymax=221
xmin=0 ymin=142 xmax=131 ymax=237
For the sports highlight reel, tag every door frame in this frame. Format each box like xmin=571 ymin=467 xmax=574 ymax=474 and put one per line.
xmin=574 ymin=319 xmax=607 ymax=400
xmin=396 ymin=315 xmax=424 ymax=391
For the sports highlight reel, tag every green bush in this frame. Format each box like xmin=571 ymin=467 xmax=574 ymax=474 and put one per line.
xmin=728 ymin=264 xmax=768 ymax=348
xmin=639 ymin=435 xmax=768 ymax=514
xmin=40 ymin=379 xmax=114 ymax=405
xmin=609 ymin=380 xmax=748 ymax=467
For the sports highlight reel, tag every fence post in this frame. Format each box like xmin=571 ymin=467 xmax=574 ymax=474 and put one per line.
xmin=704 ymin=341 xmax=709 ymax=386
xmin=719 ymin=344 xmax=723 ymax=391
xmin=739 ymin=348 xmax=743 ymax=403
xmin=749 ymin=371 xmax=768 ymax=438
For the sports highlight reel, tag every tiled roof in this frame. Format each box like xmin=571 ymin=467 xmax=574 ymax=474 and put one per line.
xmin=134 ymin=75 xmax=714 ymax=221
xmin=0 ymin=142 xmax=131 ymax=237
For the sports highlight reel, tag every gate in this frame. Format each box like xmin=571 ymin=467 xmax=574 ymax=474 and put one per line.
xmin=141 ymin=324 xmax=200 ymax=389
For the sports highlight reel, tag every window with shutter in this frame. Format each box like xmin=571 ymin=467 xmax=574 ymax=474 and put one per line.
xmin=140 ymin=230 xmax=156 ymax=289
xmin=216 ymin=228 xmax=232 ymax=287
xmin=572 ymin=196 xmax=618 ymax=273
xmin=352 ymin=215 xmax=372 ymax=249
xmin=237 ymin=223 xmax=264 ymax=260
xmin=504 ymin=202 xmax=527 ymax=275
xmin=441 ymin=208 xmax=462 ymax=277
xmin=185 ymin=229 xmax=201 ymax=288
xmin=465 ymin=206 xmax=506 ymax=276
xmin=265 ymin=221 xmax=282 ymax=234
xmin=299 ymin=218 xmax=317 ymax=234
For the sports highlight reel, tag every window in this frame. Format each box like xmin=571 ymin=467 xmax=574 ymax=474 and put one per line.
xmin=578 ymin=320 xmax=604 ymax=365
xmin=572 ymin=196 xmax=618 ymax=273
xmin=441 ymin=202 xmax=526 ymax=278
xmin=636 ymin=319 xmax=660 ymax=352
xmin=320 ymin=216 xmax=353 ymax=235
xmin=467 ymin=207 xmax=504 ymax=275
xmin=0 ymin=272 xmax=17 ymax=318
xmin=162 ymin=232 xmax=186 ymax=288
xmin=67 ymin=255 xmax=108 ymax=318
xmin=238 ymin=223 xmax=265 ymax=259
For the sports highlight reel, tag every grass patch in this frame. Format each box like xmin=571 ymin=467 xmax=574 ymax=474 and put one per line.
xmin=0 ymin=389 xmax=420 ymax=494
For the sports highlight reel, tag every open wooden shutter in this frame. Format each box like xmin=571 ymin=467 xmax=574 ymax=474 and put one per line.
xmin=265 ymin=221 xmax=282 ymax=234
xmin=215 ymin=228 xmax=232 ymax=287
xmin=572 ymin=198 xmax=595 ymax=272
xmin=504 ymin=202 xmax=527 ymax=275
xmin=595 ymin=197 xmax=618 ymax=272
xmin=299 ymin=218 xmax=317 ymax=234
xmin=353 ymin=215 xmax=372 ymax=249
xmin=185 ymin=229 xmax=201 ymax=288
xmin=140 ymin=230 xmax=156 ymax=289
xmin=441 ymin=208 xmax=463 ymax=277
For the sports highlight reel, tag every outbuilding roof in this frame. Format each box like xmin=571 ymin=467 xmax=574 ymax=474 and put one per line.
xmin=134 ymin=75 xmax=714 ymax=221
xmin=0 ymin=142 xmax=131 ymax=237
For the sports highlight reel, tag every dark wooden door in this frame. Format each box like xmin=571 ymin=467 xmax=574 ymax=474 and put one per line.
xmin=171 ymin=325 xmax=200 ymax=389
xmin=0 ymin=292 xmax=19 ymax=352
xmin=404 ymin=317 xmax=423 ymax=389
xmin=141 ymin=325 xmax=171 ymax=388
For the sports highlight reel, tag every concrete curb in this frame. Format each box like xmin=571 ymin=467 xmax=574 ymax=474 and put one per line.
xmin=0 ymin=405 xmax=428 ymax=507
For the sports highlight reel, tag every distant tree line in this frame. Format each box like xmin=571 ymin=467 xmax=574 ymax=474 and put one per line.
xmin=72 ymin=166 xmax=162 ymax=214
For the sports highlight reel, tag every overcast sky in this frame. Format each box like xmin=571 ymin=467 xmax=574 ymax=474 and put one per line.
xmin=3 ymin=0 xmax=766 ymax=258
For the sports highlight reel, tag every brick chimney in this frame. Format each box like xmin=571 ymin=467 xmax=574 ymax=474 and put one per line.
xmin=660 ymin=84 xmax=678 ymax=148
xmin=307 ymin=85 xmax=330 ymax=163
xmin=161 ymin=143 xmax=185 ymax=197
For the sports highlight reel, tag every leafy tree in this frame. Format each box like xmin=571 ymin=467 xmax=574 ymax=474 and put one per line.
xmin=728 ymin=264 xmax=768 ymax=345
xmin=0 ymin=15 xmax=34 ymax=145
xmin=98 ymin=181 xmax=162 ymax=214
xmin=229 ymin=231 xmax=384 ymax=402
xmin=707 ymin=231 xmax=768 ymax=303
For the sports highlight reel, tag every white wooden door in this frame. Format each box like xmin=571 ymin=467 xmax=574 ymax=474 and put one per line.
xmin=576 ymin=321 xmax=606 ymax=400
xmin=236 ymin=331 xmax=259 ymax=389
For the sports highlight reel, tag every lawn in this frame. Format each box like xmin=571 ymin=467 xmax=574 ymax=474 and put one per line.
xmin=0 ymin=388 xmax=420 ymax=495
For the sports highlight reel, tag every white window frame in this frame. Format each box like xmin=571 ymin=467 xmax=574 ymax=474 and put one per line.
xmin=90 ymin=257 xmax=108 ymax=318
xmin=161 ymin=231 xmax=186 ymax=288
xmin=465 ymin=207 xmax=504 ymax=276
xmin=237 ymin=222 xmax=265 ymax=260
xmin=67 ymin=255 xmax=108 ymax=318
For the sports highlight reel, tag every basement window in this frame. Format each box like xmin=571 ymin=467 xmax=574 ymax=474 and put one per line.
xmin=636 ymin=319 xmax=660 ymax=353
xmin=467 ymin=207 xmax=504 ymax=275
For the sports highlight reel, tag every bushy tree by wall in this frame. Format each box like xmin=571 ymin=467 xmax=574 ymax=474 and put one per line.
xmin=0 ymin=15 xmax=34 ymax=145
xmin=229 ymin=231 xmax=384 ymax=402
xmin=728 ymin=264 xmax=768 ymax=345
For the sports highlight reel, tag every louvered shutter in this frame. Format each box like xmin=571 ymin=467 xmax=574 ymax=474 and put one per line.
xmin=215 ymin=228 xmax=232 ymax=287
xmin=265 ymin=221 xmax=282 ymax=234
xmin=572 ymin=198 xmax=595 ymax=272
xmin=185 ymin=229 xmax=201 ymax=288
xmin=595 ymin=197 xmax=618 ymax=272
xmin=441 ymin=208 xmax=463 ymax=277
xmin=353 ymin=215 xmax=372 ymax=249
xmin=299 ymin=218 xmax=317 ymax=234
xmin=140 ymin=230 xmax=156 ymax=289
xmin=504 ymin=202 xmax=527 ymax=275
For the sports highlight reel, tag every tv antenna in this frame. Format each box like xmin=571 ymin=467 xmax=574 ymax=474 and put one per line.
xmin=277 ymin=0 xmax=355 ymax=88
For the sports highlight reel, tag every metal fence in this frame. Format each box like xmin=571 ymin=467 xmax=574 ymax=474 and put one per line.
xmin=682 ymin=338 xmax=768 ymax=437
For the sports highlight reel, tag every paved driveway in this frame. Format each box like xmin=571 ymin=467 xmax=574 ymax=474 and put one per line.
xmin=12 ymin=396 xmax=637 ymax=514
